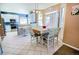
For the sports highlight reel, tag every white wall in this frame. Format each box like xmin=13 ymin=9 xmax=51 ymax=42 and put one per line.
xmin=0 ymin=3 xmax=56 ymax=14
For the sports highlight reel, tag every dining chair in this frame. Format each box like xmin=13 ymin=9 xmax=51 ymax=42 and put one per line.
xmin=30 ymin=30 xmax=36 ymax=44
xmin=53 ymin=28 xmax=59 ymax=45
xmin=41 ymin=30 xmax=49 ymax=45
xmin=41 ymin=30 xmax=54 ymax=53
xmin=48 ymin=28 xmax=59 ymax=45
xmin=29 ymin=28 xmax=40 ymax=45
xmin=41 ymin=28 xmax=59 ymax=53
xmin=47 ymin=33 xmax=54 ymax=52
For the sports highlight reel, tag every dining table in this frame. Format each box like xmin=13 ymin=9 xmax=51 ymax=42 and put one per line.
xmin=32 ymin=28 xmax=48 ymax=45
xmin=32 ymin=29 xmax=41 ymax=43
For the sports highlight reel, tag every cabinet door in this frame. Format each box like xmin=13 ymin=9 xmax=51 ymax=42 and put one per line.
xmin=0 ymin=14 xmax=5 ymax=36
xmin=0 ymin=15 xmax=3 ymax=36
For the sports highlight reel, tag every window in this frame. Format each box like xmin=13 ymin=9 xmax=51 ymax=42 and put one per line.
xmin=19 ymin=16 xmax=27 ymax=25
xmin=38 ymin=12 xmax=43 ymax=26
xmin=52 ymin=12 xmax=58 ymax=29
xmin=45 ymin=14 xmax=53 ymax=29
xmin=45 ymin=11 xmax=59 ymax=29
xmin=45 ymin=15 xmax=50 ymax=27
xmin=59 ymin=8 xmax=65 ymax=28
xmin=30 ymin=13 xmax=35 ymax=24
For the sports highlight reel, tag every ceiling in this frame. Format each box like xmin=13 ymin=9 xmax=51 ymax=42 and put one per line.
xmin=0 ymin=3 xmax=57 ymax=14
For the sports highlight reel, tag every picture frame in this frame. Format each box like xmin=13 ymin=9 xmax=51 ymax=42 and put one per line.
xmin=71 ymin=5 xmax=79 ymax=15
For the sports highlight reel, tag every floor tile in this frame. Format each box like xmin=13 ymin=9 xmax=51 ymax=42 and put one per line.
xmin=1 ymin=32 xmax=63 ymax=55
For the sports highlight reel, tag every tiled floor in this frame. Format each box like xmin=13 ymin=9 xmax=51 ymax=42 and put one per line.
xmin=1 ymin=32 xmax=63 ymax=55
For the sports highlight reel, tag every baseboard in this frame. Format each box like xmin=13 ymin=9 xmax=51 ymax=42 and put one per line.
xmin=63 ymin=43 xmax=79 ymax=51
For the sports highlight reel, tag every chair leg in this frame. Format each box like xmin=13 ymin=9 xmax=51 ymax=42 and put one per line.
xmin=57 ymin=36 xmax=58 ymax=46
xmin=53 ymin=39 xmax=54 ymax=48
xmin=41 ymin=37 xmax=44 ymax=45
xmin=31 ymin=36 xmax=33 ymax=45
xmin=36 ymin=37 xmax=38 ymax=44
xmin=1 ymin=47 xmax=3 ymax=54
xmin=0 ymin=43 xmax=3 ymax=55
xmin=37 ymin=36 xmax=40 ymax=44
xmin=47 ymin=39 xmax=50 ymax=54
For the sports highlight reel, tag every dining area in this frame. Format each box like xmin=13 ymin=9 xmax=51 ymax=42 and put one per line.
xmin=0 ymin=3 xmax=65 ymax=55
xmin=14 ymin=24 xmax=62 ymax=54
xmin=0 ymin=11 xmax=64 ymax=55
